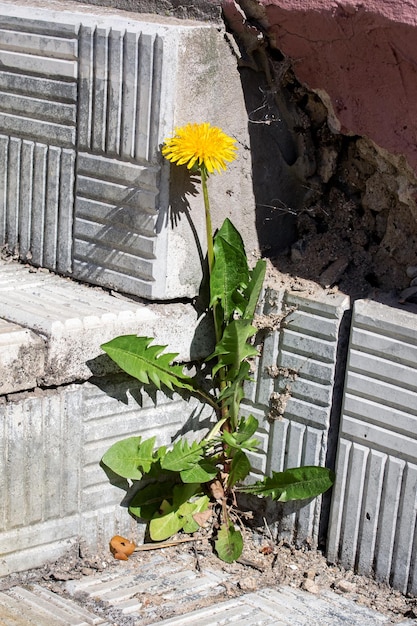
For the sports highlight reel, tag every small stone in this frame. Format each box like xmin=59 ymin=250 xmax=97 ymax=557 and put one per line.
xmin=406 ymin=265 xmax=417 ymax=279
xmin=81 ymin=567 xmax=94 ymax=576
xmin=304 ymin=569 xmax=316 ymax=580
xmin=336 ymin=579 xmax=357 ymax=593
xmin=301 ymin=578 xmax=320 ymax=594
xmin=288 ymin=564 xmax=298 ymax=571
xmin=319 ymin=257 xmax=350 ymax=288
xmin=399 ymin=285 xmax=417 ymax=303
xmin=238 ymin=576 xmax=258 ymax=591
xmin=291 ymin=240 xmax=305 ymax=263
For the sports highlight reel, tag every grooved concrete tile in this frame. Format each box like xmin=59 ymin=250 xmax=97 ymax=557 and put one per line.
xmin=0 ymin=586 xmax=109 ymax=625
xmin=0 ymin=372 xmax=212 ymax=573
xmin=0 ymin=136 xmax=76 ymax=271
xmin=73 ymin=153 xmax=160 ymax=298
xmin=0 ymin=260 xmax=208 ymax=387
xmin=243 ymin=288 xmax=350 ymax=546
xmin=65 ymin=553 xmax=228 ymax=620
xmin=327 ymin=299 xmax=417 ymax=595
xmin=148 ymin=586 xmax=414 ymax=625
xmin=0 ymin=1 xmax=256 ymax=300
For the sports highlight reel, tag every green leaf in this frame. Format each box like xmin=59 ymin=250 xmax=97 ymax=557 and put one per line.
xmin=178 ymin=495 xmax=209 ymax=533
xmin=215 ymin=522 xmax=243 ymax=563
xmin=227 ymin=450 xmax=251 ymax=488
xmin=161 ymin=440 xmax=204 ymax=473
xmin=238 ymin=466 xmax=335 ymax=502
xmin=172 ymin=483 xmax=203 ymax=508
xmin=129 ymin=480 xmax=177 ymax=520
xmin=242 ymin=259 xmax=267 ymax=320
xmin=101 ymin=436 xmax=156 ymax=480
xmin=235 ymin=415 xmax=259 ymax=444
xmin=149 ymin=500 xmax=183 ymax=541
xmin=209 ymin=319 xmax=258 ymax=380
xmin=180 ymin=460 xmax=219 ymax=484
xmin=148 ymin=489 xmax=209 ymax=540
xmin=222 ymin=430 xmax=259 ymax=452
xmin=210 ymin=219 xmax=249 ymax=321
xmin=221 ymin=415 xmax=260 ymax=453
xmin=101 ymin=335 xmax=196 ymax=392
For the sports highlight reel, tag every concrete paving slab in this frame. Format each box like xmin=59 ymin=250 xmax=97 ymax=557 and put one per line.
xmin=327 ymin=298 xmax=417 ymax=596
xmin=59 ymin=552 xmax=414 ymax=626
xmin=1 ymin=569 xmax=413 ymax=626
xmin=0 ymin=0 xmax=258 ymax=300
xmin=0 ymin=586 xmax=110 ymax=625
xmin=0 ymin=260 xmax=208 ymax=389
xmin=148 ymin=586 xmax=407 ymax=625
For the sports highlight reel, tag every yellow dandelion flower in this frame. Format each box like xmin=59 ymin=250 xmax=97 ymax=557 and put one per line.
xmin=162 ymin=122 xmax=237 ymax=174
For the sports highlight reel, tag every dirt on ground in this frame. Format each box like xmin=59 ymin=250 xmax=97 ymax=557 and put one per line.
xmin=1 ymin=525 xmax=415 ymax=625
xmin=255 ymin=57 xmax=417 ymax=305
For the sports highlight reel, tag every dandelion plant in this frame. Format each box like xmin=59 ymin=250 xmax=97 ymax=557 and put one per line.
xmin=100 ymin=122 xmax=334 ymax=563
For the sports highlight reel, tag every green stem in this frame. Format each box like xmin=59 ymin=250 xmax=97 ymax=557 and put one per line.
xmin=201 ymin=168 xmax=214 ymax=277
xmin=200 ymin=166 xmax=230 ymax=439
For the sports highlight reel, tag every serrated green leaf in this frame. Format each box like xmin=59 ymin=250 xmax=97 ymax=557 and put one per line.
xmin=242 ymin=259 xmax=267 ymax=320
xmin=215 ymin=523 xmax=243 ymax=563
xmin=101 ymin=335 xmax=196 ymax=392
xmin=209 ymin=320 xmax=258 ymax=380
xmin=239 ymin=466 xmax=335 ymax=502
xmin=210 ymin=219 xmax=249 ymax=321
xmin=227 ymin=450 xmax=251 ymax=488
xmin=101 ymin=436 xmax=156 ymax=480
xmin=161 ymin=440 xmax=204 ymax=472
xmin=180 ymin=460 xmax=219 ymax=484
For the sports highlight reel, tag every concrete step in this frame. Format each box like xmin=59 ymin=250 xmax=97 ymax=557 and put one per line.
xmin=0 ymin=259 xmax=208 ymax=393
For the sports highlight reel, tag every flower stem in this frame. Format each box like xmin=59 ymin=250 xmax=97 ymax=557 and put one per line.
xmin=201 ymin=168 xmax=214 ymax=277
xmin=200 ymin=167 xmax=230 ymax=438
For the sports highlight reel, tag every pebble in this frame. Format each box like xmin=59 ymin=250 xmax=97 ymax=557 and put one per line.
xmin=81 ymin=568 xmax=94 ymax=576
xmin=399 ymin=285 xmax=417 ymax=303
xmin=301 ymin=578 xmax=321 ymax=594
xmin=238 ymin=576 xmax=258 ymax=592
xmin=319 ymin=257 xmax=350 ymax=288
xmin=304 ymin=569 xmax=316 ymax=580
xmin=406 ymin=265 xmax=417 ymax=279
xmin=336 ymin=579 xmax=357 ymax=593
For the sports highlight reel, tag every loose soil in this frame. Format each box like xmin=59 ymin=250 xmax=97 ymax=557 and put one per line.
xmin=1 ymin=528 xmax=415 ymax=625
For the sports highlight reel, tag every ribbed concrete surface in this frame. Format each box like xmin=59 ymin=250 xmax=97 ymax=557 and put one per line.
xmin=242 ymin=288 xmax=350 ymax=546
xmin=327 ymin=299 xmax=417 ymax=595
xmin=0 ymin=585 xmax=110 ymax=625
xmin=0 ymin=259 xmax=207 ymax=388
xmin=0 ymin=563 xmax=413 ymax=626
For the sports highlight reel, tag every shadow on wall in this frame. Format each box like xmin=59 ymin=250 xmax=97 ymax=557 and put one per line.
xmin=237 ymin=63 xmax=307 ymax=256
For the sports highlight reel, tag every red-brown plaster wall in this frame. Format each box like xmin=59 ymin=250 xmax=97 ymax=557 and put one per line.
xmin=223 ymin=0 xmax=417 ymax=172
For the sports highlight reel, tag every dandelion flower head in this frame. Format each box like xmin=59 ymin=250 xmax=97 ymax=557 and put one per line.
xmin=162 ymin=122 xmax=237 ymax=174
